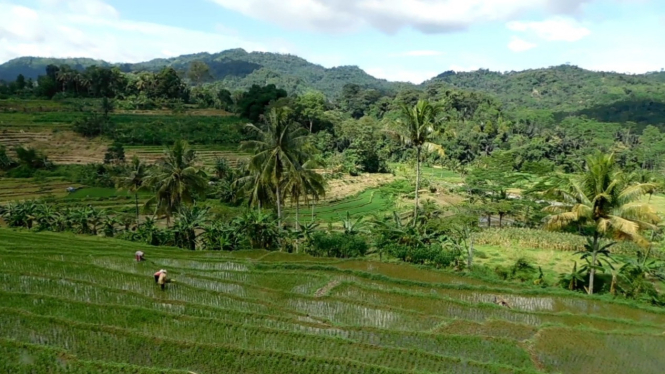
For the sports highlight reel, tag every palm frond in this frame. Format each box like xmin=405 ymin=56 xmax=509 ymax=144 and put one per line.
xmin=619 ymin=183 xmax=657 ymax=204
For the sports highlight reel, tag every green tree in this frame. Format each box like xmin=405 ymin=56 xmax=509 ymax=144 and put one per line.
xmin=386 ymin=100 xmax=444 ymax=224
xmin=15 ymin=74 xmax=26 ymax=90
xmin=237 ymin=84 xmax=287 ymax=122
xmin=241 ymin=107 xmax=311 ymax=228
xmin=544 ymin=152 xmax=660 ymax=294
xmin=153 ymin=67 xmax=187 ymax=100
xmin=104 ymin=141 xmax=125 ymax=165
xmin=116 ymin=156 xmax=148 ymax=222
xmin=187 ymin=61 xmax=213 ymax=85
xmin=145 ymin=141 xmax=208 ymax=225
xmin=295 ymin=90 xmax=327 ymax=132
xmin=0 ymin=146 xmax=16 ymax=170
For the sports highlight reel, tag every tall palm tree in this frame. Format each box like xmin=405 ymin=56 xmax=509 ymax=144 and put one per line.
xmin=544 ymin=152 xmax=660 ymax=294
xmin=145 ymin=140 xmax=208 ymax=225
xmin=386 ymin=100 xmax=445 ymax=224
xmin=283 ymin=160 xmax=326 ymax=231
xmin=241 ymin=107 xmax=311 ymax=228
xmin=117 ymin=156 xmax=148 ymax=223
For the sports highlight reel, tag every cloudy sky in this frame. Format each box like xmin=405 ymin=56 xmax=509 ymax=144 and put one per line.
xmin=1 ymin=0 xmax=664 ymax=83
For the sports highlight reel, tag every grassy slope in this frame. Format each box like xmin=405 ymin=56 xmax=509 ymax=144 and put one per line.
xmin=1 ymin=228 xmax=665 ymax=374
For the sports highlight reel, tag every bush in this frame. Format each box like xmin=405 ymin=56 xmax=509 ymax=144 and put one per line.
xmin=5 ymin=165 xmax=37 ymax=178
xmin=387 ymin=243 xmax=458 ymax=268
xmin=72 ymin=114 xmax=116 ymax=138
xmin=309 ymin=232 xmax=368 ymax=258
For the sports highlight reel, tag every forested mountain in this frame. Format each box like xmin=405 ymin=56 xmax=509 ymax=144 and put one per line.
xmin=425 ymin=65 xmax=665 ymax=125
xmin=0 ymin=49 xmax=405 ymax=98
xmin=0 ymin=57 xmax=110 ymax=82
xmin=2 ymin=50 xmax=664 ymax=124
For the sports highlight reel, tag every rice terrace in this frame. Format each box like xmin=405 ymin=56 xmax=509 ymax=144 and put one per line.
xmin=3 ymin=6 xmax=665 ymax=373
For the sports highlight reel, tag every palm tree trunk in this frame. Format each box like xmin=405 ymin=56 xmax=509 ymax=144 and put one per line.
xmin=276 ymin=183 xmax=282 ymax=228
xmin=311 ymin=202 xmax=315 ymax=222
xmin=467 ymin=237 xmax=474 ymax=269
xmin=295 ymin=198 xmax=300 ymax=231
xmin=134 ymin=192 xmax=140 ymax=224
xmin=414 ymin=147 xmax=421 ymax=225
xmin=588 ymin=233 xmax=599 ymax=295
xmin=644 ymin=230 xmax=656 ymax=263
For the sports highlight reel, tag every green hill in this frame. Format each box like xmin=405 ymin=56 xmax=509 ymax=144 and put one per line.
xmin=3 ymin=51 xmax=665 ymax=121
xmin=1 ymin=228 xmax=665 ymax=374
xmin=0 ymin=49 xmax=405 ymax=97
xmin=0 ymin=57 xmax=110 ymax=82
xmin=425 ymin=65 xmax=665 ymax=124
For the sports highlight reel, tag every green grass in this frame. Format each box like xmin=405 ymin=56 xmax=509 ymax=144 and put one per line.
xmin=1 ymin=228 xmax=664 ymax=373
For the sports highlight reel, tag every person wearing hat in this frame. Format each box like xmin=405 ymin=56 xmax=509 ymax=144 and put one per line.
xmin=154 ymin=269 xmax=165 ymax=283
xmin=157 ymin=270 xmax=168 ymax=290
xmin=135 ymin=250 xmax=145 ymax=262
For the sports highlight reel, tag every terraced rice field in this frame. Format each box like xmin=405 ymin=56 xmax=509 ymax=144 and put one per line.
xmin=285 ymin=187 xmax=396 ymax=224
xmin=0 ymin=180 xmax=142 ymax=209
xmin=124 ymin=145 xmax=249 ymax=168
xmin=0 ymin=178 xmax=82 ymax=202
xmin=1 ymin=229 xmax=664 ymax=374
xmin=0 ymin=129 xmax=249 ymax=167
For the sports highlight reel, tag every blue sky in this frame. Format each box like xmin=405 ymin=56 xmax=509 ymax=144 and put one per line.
xmin=0 ymin=0 xmax=664 ymax=83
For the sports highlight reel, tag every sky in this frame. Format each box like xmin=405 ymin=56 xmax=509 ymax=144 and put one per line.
xmin=0 ymin=0 xmax=664 ymax=83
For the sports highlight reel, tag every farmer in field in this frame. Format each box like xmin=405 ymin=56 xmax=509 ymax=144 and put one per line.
xmin=154 ymin=269 xmax=165 ymax=283
xmin=154 ymin=269 xmax=168 ymax=290
xmin=135 ymin=250 xmax=144 ymax=262
xmin=493 ymin=296 xmax=511 ymax=309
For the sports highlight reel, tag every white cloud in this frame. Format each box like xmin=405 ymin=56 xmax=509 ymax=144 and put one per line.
xmin=365 ymin=67 xmax=438 ymax=84
xmin=579 ymin=46 xmax=665 ymax=74
xmin=211 ymin=0 xmax=594 ymax=34
xmin=0 ymin=1 xmax=266 ymax=64
xmin=396 ymin=50 xmax=444 ymax=57
xmin=507 ymin=17 xmax=591 ymax=42
xmin=508 ymin=37 xmax=538 ymax=52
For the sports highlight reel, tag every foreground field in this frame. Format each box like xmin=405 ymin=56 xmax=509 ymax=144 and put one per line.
xmin=1 ymin=229 xmax=664 ymax=374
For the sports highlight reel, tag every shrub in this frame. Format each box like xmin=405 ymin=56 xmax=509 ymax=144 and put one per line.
xmin=309 ymin=232 xmax=368 ymax=258
xmin=387 ymin=243 xmax=458 ymax=268
xmin=72 ymin=114 xmax=116 ymax=138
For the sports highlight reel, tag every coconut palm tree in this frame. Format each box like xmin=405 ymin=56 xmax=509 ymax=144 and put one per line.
xmin=283 ymin=160 xmax=326 ymax=231
xmin=234 ymin=166 xmax=274 ymax=212
xmin=544 ymin=152 xmax=660 ymax=294
xmin=145 ymin=140 xmax=208 ymax=225
xmin=241 ymin=107 xmax=311 ymax=228
xmin=386 ymin=100 xmax=445 ymax=224
xmin=117 ymin=156 xmax=149 ymax=223
xmin=56 ymin=69 xmax=75 ymax=93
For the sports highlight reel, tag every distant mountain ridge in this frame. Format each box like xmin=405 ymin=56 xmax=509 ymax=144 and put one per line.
xmin=0 ymin=49 xmax=407 ymax=98
xmin=1 ymin=49 xmax=664 ymax=116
